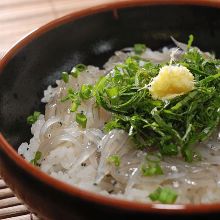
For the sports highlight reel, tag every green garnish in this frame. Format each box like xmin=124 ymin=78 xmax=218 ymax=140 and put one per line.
xmin=107 ymin=155 xmax=121 ymax=167
xmin=142 ymin=153 xmax=163 ymax=176
xmin=187 ymin=34 xmax=194 ymax=50
xmin=61 ymin=72 xmax=69 ymax=83
xmin=61 ymin=88 xmax=81 ymax=112
xmin=70 ymin=102 xmax=78 ymax=112
xmin=104 ymin=119 xmax=123 ymax=133
xmin=149 ymin=187 xmax=178 ymax=204
xmin=134 ymin=43 xmax=147 ymax=54
xmin=106 ymin=87 xmax=118 ymax=100
xmin=30 ymin=151 xmax=42 ymax=166
xmin=76 ymin=112 xmax=87 ymax=128
xmin=71 ymin=64 xmax=87 ymax=78
xmin=27 ymin=111 xmax=41 ymax=125
xmin=61 ymin=88 xmax=76 ymax=102
xmin=62 ymin=84 xmax=93 ymax=113
xmin=80 ymin=84 xmax=93 ymax=100
xmin=141 ymin=163 xmax=163 ymax=176
xmin=94 ymin=36 xmax=220 ymax=161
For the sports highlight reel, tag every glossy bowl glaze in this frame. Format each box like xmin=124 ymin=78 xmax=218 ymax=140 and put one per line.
xmin=1 ymin=0 xmax=220 ymax=219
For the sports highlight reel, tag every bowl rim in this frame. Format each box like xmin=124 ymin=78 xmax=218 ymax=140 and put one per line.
xmin=1 ymin=0 xmax=220 ymax=214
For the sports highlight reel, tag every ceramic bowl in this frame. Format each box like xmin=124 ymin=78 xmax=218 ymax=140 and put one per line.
xmin=1 ymin=0 xmax=220 ymax=219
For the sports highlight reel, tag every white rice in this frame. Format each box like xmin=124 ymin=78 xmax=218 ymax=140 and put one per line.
xmin=18 ymin=46 xmax=220 ymax=204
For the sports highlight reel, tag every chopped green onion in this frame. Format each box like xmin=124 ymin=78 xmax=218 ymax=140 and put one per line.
xmin=106 ymin=87 xmax=118 ymax=100
xmin=187 ymin=34 xmax=194 ymax=50
xmin=107 ymin=155 xmax=121 ymax=167
xmin=71 ymin=64 xmax=87 ymax=78
xmin=61 ymin=72 xmax=69 ymax=83
xmin=182 ymin=147 xmax=193 ymax=162
xmin=61 ymin=89 xmax=81 ymax=113
xmin=160 ymin=143 xmax=178 ymax=156
xmin=30 ymin=151 xmax=42 ymax=166
xmin=80 ymin=84 xmax=93 ymax=100
xmin=149 ymin=187 xmax=178 ymax=204
xmin=76 ymin=64 xmax=87 ymax=72
xmin=27 ymin=111 xmax=41 ymax=125
xmin=104 ymin=120 xmax=122 ymax=133
xmin=134 ymin=43 xmax=146 ymax=54
xmin=70 ymin=102 xmax=79 ymax=112
xmin=61 ymin=88 xmax=75 ymax=102
xmin=76 ymin=112 xmax=87 ymax=128
xmin=141 ymin=163 xmax=163 ymax=176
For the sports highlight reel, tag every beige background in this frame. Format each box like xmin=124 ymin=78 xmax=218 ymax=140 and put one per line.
xmin=0 ymin=0 xmax=125 ymax=58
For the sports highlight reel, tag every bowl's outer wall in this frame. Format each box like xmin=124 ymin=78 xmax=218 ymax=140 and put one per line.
xmin=0 ymin=5 xmax=220 ymax=220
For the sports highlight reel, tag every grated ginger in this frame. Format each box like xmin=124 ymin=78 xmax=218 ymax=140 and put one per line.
xmin=148 ymin=65 xmax=195 ymax=100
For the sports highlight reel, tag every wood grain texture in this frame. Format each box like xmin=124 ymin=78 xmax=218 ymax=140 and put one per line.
xmin=0 ymin=188 xmax=14 ymax=200
xmin=0 ymin=179 xmax=7 ymax=189
xmin=0 ymin=177 xmax=39 ymax=220
xmin=4 ymin=214 xmax=39 ymax=220
xmin=0 ymin=205 xmax=29 ymax=219
xmin=0 ymin=197 xmax=22 ymax=209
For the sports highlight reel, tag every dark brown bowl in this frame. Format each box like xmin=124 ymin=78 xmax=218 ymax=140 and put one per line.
xmin=1 ymin=0 xmax=220 ymax=219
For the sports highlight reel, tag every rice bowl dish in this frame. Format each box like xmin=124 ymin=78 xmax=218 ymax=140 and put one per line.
xmin=18 ymin=36 xmax=220 ymax=205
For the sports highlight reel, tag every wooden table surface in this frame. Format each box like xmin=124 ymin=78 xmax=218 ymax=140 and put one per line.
xmin=0 ymin=0 xmax=125 ymax=58
xmin=0 ymin=1 xmax=119 ymax=219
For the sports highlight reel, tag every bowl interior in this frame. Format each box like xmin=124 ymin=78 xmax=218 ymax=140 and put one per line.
xmin=0 ymin=4 xmax=220 ymax=149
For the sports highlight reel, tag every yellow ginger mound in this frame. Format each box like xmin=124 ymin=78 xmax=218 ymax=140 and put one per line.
xmin=148 ymin=65 xmax=195 ymax=100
